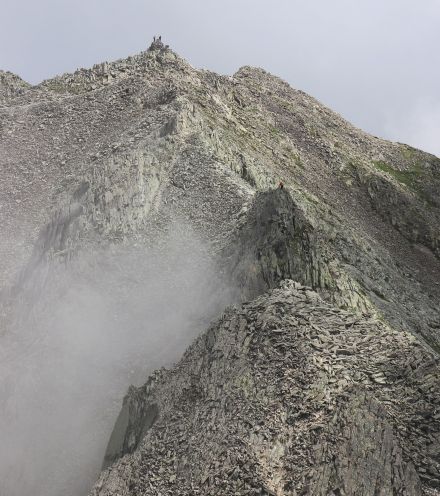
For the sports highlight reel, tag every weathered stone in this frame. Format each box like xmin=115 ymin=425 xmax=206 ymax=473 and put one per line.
xmin=94 ymin=284 xmax=440 ymax=495
xmin=1 ymin=41 xmax=440 ymax=496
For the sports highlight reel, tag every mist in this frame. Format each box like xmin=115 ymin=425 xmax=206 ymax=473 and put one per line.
xmin=0 ymin=226 xmax=235 ymax=496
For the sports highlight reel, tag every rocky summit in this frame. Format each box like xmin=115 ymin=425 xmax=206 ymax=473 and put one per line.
xmin=1 ymin=39 xmax=440 ymax=495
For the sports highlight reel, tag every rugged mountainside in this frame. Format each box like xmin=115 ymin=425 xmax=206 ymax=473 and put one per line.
xmin=96 ymin=281 xmax=438 ymax=495
xmin=1 ymin=39 xmax=440 ymax=495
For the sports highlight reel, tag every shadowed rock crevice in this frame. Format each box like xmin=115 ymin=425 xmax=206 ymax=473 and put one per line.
xmin=225 ymin=188 xmax=317 ymax=299
xmin=102 ymin=385 xmax=158 ymax=470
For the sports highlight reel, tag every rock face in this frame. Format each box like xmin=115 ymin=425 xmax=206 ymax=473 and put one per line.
xmin=1 ymin=41 xmax=440 ymax=495
xmin=95 ymin=282 xmax=440 ymax=495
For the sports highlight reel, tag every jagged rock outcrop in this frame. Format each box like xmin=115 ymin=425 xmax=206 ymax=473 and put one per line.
xmin=1 ymin=41 xmax=440 ymax=495
xmin=94 ymin=282 xmax=440 ymax=495
xmin=225 ymin=188 xmax=318 ymax=299
xmin=0 ymin=71 xmax=30 ymax=103
xmin=2 ymin=43 xmax=439 ymax=347
xmin=224 ymin=188 xmax=371 ymax=314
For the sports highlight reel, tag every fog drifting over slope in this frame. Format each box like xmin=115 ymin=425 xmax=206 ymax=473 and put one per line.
xmin=0 ymin=227 xmax=235 ymax=496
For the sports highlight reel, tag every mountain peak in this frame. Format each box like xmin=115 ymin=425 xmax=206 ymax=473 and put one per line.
xmin=147 ymin=35 xmax=170 ymax=52
xmin=1 ymin=42 xmax=440 ymax=496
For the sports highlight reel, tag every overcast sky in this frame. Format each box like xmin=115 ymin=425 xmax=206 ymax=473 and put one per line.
xmin=1 ymin=0 xmax=439 ymax=156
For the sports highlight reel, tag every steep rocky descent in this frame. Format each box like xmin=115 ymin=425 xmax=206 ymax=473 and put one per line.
xmin=0 ymin=45 xmax=252 ymax=293
xmin=94 ymin=281 xmax=440 ymax=495
xmin=1 ymin=42 xmax=440 ymax=350
xmin=1 ymin=40 xmax=440 ymax=495
xmin=225 ymin=188 xmax=440 ymax=355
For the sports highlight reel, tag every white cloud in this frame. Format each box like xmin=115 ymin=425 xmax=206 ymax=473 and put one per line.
xmin=384 ymin=98 xmax=440 ymax=157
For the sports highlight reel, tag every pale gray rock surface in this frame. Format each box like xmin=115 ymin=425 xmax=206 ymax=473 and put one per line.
xmin=1 ymin=40 xmax=440 ymax=495
xmin=95 ymin=282 xmax=440 ymax=495
xmin=1 ymin=43 xmax=439 ymax=347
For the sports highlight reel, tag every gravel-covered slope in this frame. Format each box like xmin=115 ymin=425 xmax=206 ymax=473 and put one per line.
xmin=94 ymin=281 xmax=440 ymax=495
xmin=1 ymin=40 xmax=440 ymax=495
xmin=1 ymin=42 xmax=439 ymax=346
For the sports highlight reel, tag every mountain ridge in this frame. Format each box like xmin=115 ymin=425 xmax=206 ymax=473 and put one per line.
xmin=1 ymin=42 xmax=440 ymax=495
